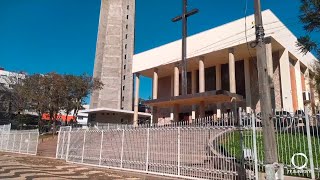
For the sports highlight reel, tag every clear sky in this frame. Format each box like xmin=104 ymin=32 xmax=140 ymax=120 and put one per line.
xmin=0 ymin=0 xmax=306 ymax=100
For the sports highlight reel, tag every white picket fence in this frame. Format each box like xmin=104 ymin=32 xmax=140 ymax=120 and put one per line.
xmin=0 ymin=124 xmax=39 ymax=155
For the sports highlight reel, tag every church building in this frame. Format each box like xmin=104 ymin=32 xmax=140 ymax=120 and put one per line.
xmin=132 ymin=10 xmax=319 ymax=124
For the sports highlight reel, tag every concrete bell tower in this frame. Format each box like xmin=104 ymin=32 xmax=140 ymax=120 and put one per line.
xmin=90 ymin=0 xmax=135 ymax=111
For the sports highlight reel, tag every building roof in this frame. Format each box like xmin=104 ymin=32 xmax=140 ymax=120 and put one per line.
xmin=82 ymin=108 xmax=152 ymax=117
xmin=133 ymin=9 xmax=318 ymax=74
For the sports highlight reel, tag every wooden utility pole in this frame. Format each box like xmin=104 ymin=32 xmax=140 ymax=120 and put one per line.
xmin=172 ymin=0 xmax=198 ymax=95
xmin=254 ymin=0 xmax=279 ymax=179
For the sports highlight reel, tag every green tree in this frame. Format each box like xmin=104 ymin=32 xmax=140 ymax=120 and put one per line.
xmin=44 ymin=73 xmax=68 ymax=133
xmin=69 ymin=74 xmax=103 ymax=119
xmin=3 ymin=72 xmax=103 ymax=132
xmin=296 ymin=0 xmax=320 ymax=58
xmin=25 ymin=74 xmax=48 ymax=131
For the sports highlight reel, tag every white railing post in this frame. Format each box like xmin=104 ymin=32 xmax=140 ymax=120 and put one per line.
xmin=305 ymin=106 xmax=315 ymax=179
xmin=12 ymin=133 xmax=16 ymax=151
xmin=0 ymin=131 xmax=3 ymax=150
xmin=99 ymin=131 xmax=104 ymax=166
xmin=6 ymin=133 xmax=10 ymax=151
xmin=19 ymin=133 xmax=22 ymax=153
xmin=56 ymin=129 xmax=61 ymax=159
xmin=35 ymin=131 xmax=39 ymax=155
xmin=251 ymin=113 xmax=259 ymax=180
xmin=81 ymin=131 xmax=86 ymax=163
xmin=178 ymin=127 xmax=181 ymax=176
xmin=61 ymin=131 xmax=66 ymax=159
xmin=65 ymin=131 xmax=71 ymax=162
xmin=120 ymin=129 xmax=125 ymax=168
xmin=145 ymin=128 xmax=150 ymax=172
xmin=27 ymin=132 xmax=30 ymax=154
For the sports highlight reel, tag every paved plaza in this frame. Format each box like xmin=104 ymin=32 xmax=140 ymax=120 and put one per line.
xmin=0 ymin=152 xmax=176 ymax=180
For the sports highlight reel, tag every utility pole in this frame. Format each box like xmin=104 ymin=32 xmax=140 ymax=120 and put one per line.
xmin=254 ymin=0 xmax=279 ymax=179
xmin=172 ymin=0 xmax=198 ymax=95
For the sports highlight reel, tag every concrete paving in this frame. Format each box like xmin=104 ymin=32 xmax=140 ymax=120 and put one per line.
xmin=0 ymin=152 xmax=177 ymax=180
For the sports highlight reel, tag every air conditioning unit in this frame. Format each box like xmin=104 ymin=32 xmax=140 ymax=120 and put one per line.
xmin=303 ymin=91 xmax=311 ymax=102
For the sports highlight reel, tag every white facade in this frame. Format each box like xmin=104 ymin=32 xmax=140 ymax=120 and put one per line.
xmin=76 ymin=105 xmax=89 ymax=125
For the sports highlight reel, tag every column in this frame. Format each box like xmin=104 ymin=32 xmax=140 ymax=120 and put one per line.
xmin=295 ymin=61 xmax=304 ymax=110
xmin=279 ymin=49 xmax=293 ymax=111
xmin=216 ymin=64 xmax=222 ymax=118
xmin=153 ymin=68 xmax=158 ymax=99
xmin=199 ymin=56 xmax=205 ymax=93
xmin=191 ymin=70 xmax=197 ymax=120
xmin=244 ymin=58 xmax=252 ymax=113
xmin=174 ymin=64 xmax=180 ymax=96
xmin=229 ymin=48 xmax=236 ymax=93
xmin=133 ymin=73 xmax=140 ymax=126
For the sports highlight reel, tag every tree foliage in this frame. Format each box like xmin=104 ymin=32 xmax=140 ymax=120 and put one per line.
xmin=296 ymin=0 xmax=320 ymax=58
xmin=312 ymin=62 xmax=320 ymax=96
xmin=0 ymin=73 xmax=103 ymax=131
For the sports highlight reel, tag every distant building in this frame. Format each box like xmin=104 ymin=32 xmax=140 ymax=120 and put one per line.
xmin=0 ymin=68 xmax=25 ymax=89
xmin=76 ymin=105 xmax=89 ymax=126
xmin=41 ymin=105 xmax=90 ymax=126
xmin=132 ymin=10 xmax=319 ymax=124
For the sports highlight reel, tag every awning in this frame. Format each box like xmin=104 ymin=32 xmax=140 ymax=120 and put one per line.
xmin=144 ymin=90 xmax=244 ymax=107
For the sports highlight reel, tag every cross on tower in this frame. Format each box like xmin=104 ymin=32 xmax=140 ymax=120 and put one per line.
xmin=172 ymin=0 xmax=199 ymax=95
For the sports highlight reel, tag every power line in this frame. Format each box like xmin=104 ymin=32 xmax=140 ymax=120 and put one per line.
xmin=146 ymin=20 xmax=302 ymax=69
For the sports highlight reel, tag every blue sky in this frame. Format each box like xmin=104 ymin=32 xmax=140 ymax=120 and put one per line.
xmin=0 ymin=0 xmax=306 ymax=100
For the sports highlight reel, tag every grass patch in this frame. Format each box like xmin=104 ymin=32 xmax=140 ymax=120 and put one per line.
xmin=222 ymin=130 xmax=320 ymax=169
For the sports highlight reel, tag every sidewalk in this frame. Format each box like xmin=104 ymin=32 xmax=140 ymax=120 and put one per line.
xmin=0 ymin=152 xmax=177 ymax=180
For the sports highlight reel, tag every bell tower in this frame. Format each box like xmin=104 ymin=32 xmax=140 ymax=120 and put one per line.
xmin=90 ymin=0 xmax=135 ymax=111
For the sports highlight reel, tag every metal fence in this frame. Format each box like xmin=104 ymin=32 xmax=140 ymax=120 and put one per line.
xmin=56 ymin=108 xmax=320 ymax=179
xmin=0 ymin=126 xmax=39 ymax=155
xmin=58 ymin=114 xmax=255 ymax=180
xmin=240 ymin=108 xmax=320 ymax=179
xmin=0 ymin=124 xmax=11 ymax=133
xmin=56 ymin=126 xmax=71 ymax=159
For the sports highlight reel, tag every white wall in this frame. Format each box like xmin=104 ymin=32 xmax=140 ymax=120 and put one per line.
xmin=0 ymin=70 xmax=25 ymax=88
